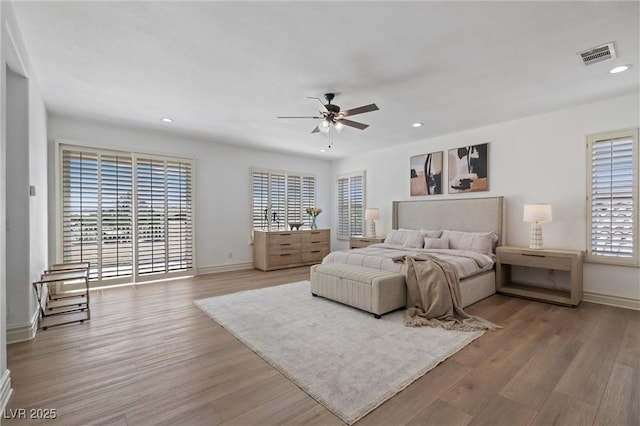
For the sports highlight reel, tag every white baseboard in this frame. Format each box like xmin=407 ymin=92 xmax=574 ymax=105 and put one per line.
xmin=583 ymin=291 xmax=640 ymax=310
xmin=197 ymin=262 xmax=254 ymax=276
xmin=6 ymin=311 xmax=39 ymax=344
xmin=0 ymin=369 xmax=12 ymax=413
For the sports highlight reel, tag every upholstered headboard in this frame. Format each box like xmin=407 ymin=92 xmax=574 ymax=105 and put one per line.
xmin=392 ymin=196 xmax=505 ymax=247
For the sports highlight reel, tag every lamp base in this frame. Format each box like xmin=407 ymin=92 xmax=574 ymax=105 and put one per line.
xmin=367 ymin=221 xmax=377 ymax=238
xmin=529 ymin=222 xmax=543 ymax=249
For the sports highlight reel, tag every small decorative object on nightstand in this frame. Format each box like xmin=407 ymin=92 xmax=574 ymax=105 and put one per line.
xmin=496 ymin=246 xmax=583 ymax=307
xmin=365 ymin=208 xmax=380 ymax=237
xmin=523 ymin=204 xmax=552 ymax=249
xmin=349 ymin=236 xmax=386 ymax=249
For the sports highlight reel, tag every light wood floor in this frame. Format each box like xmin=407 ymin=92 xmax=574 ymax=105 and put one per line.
xmin=5 ymin=267 xmax=639 ymax=426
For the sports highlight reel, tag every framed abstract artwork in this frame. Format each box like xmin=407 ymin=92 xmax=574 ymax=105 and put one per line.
xmin=447 ymin=143 xmax=489 ymax=193
xmin=410 ymin=151 xmax=443 ymax=196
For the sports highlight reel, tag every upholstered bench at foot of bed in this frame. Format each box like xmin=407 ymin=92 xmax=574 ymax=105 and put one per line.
xmin=310 ymin=263 xmax=406 ymax=318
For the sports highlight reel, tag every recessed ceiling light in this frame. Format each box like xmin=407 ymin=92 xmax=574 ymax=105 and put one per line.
xmin=161 ymin=117 xmax=174 ymax=123
xmin=320 ymin=149 xmax=326 ymax=153
xmin=412 ymin=122 xmax=423 ymax=128
xmin=610 ymin=65 xmax=630 ymax=74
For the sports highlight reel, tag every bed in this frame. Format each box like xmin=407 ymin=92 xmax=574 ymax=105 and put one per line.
xmin=321 ymin=196 xmax=505 ymax=308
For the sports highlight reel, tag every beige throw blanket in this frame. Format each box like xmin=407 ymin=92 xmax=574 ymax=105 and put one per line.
xmin=393 ymin=254 xmax=501 ymax=331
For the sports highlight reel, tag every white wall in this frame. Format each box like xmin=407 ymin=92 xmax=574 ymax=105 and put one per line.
xmin=0 ymin=0 xmax=7 ymax=391
xmin=1 ymin=0 xmax=50 ymax=408
xmin=331 ymin=93 xmax=640 ymax=301
xmin=47 ymin=115 xmax=333 ymax=272
xmin=6 ymin=68 xmax=30 ymax=325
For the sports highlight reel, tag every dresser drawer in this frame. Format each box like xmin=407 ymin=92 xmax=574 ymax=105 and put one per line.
xmin=301 ymin=250 xmax=328 ymax=263
xmin=268 ymin=233 xmax=302 ymax=246
xmin=301 ymin=230 xmax=329 ymax=243
xmin=270 ymin=243 xmax=301 ymax=255
xmin=301 ymin=241 xmax=329 ymax=252
xmin=268 ymin=253 xmax=301 ymax=267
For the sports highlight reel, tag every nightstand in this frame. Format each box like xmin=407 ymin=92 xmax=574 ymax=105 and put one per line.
xmin=496 ymin=246 xmax=583 ymax=307
xmin=349 ymin=236 xmax=386 ymax=249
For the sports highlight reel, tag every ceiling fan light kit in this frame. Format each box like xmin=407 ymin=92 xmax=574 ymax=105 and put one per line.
xmin=278 ymin=93 xmax=379 ymax=147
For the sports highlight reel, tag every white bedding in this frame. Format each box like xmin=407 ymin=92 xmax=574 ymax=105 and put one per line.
xmin=322 ymin=243 xmax=494 ymax=280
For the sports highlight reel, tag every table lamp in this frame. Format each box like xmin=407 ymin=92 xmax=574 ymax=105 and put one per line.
xmin=523 ymin=204 xmax=552 ymax=249
xmin=365 ymin=208 xmax=380 ymax=237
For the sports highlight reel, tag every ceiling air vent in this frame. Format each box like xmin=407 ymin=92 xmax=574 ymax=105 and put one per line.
xmin=578 ymin=43 xmax=616 ymax=66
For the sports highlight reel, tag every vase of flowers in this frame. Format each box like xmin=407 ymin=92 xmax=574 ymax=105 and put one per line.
xmin=306 ymin=207 xmax=323 ymax=230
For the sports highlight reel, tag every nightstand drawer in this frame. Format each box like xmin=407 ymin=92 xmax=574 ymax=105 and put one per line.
xmin=349 ymin=236 xmax=385 ymax=249
xmin=499 ymin=252 xmax=572 ymax=271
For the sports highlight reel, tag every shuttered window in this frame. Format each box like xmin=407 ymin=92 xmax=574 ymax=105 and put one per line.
xmin=251 ymin=168 xmax=315 ymax=232
xmin=586 ymin=129 xmax=639 ymax=266
xmin=61 ymin=145 xmax=194 ymax=286
xmin=337 ymin=171 xmax=366 ymax=239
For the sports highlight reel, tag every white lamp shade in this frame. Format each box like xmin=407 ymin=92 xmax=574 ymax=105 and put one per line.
xmin=365 ymin=208 xmax=380 ymax=220
xmin=523 ymin=204 xmax=552 ymax=223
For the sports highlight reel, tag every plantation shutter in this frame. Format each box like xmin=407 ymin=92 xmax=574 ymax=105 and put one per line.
xmin=62 ymin=150 xmax=100 ymax=280
xmin=136 ymin=157 xmax=168 ymax=275
xmin=252 ymin=171 xmax=270 ymax=230
xmin=350 ymin=175 xmax=364 ymax=236
xmin=587 ymin=129 xmax=639 ymax=265
xmin=166 ymin=160 xmax=193 ymax=272
xmin=271 ymin=172 xmax=286 ymax=231
xmin=60 ymin=145 xmax=194 ymax=286
xmin=287 ymin=175 xmax=302 ymax=224
xmin=302 ymin=176 xmax=316 ymax=227
xmin=337 ymin=171 xmax=366 ymax=239
xmin=251 ymin=168 xmax=316 ymax=232
xmin=100 ymin=154 xmax=133 ymax=279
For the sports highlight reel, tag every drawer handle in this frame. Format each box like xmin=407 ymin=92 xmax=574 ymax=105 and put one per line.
xmin=280 ymin=243 xmax=291 ymax=246
xmin=280 ymin=233 xmax=291 ymax=236
xmin=310 ymin=231 xmax=320 ymax=234
xmin=280 ymin=254 xmax=291 ymax=257
xmin=310 ymin=241 xmax=320 ymax=244
xmin=521 ymin=253 xmax=546 ymax=258
xmin=311 ymin=250 xmax=321 ymax=253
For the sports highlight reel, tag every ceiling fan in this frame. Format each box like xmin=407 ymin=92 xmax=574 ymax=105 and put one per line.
xmin=278 ymin=93 xmax=379 ymax=134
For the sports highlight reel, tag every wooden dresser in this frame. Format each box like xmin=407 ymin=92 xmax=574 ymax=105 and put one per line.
xmin=253 ymin=229 xmax=330 ymax=271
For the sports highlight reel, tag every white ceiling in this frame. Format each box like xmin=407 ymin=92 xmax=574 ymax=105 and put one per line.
xmin=11 ymin=1 xmax=640 ymax=159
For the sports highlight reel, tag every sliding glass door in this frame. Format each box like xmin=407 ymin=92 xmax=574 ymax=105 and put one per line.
xmin=61 ymin=145 xmax=194 ymax=286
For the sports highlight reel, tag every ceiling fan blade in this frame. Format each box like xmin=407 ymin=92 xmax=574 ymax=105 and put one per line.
xmin=277 ymin=116 xmax=323 ymax=119
xmin=311 ymin=126 xmax=320 ymax=133
xmin=338 ymin=118 xmax=369 ymax=130
xmin=307 ymin=97 xmax=328 ymax=111
xmin=341 ymin=103 xmax=379 ymax=117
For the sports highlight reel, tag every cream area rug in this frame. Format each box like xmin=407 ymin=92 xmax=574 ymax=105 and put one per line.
xmin=194 ymin=281 xmax=483 ymax=425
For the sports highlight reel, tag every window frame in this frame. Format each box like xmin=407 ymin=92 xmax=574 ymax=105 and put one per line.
xmin=250 ymin=167 xmax=316 ymax=233
xmin=57 ymin=142 xmax=196 ymax=287
xmin=336 ymin=170 xmax=366 ymax=240
xmin=586 ymin=128 xmax=639 ymax=267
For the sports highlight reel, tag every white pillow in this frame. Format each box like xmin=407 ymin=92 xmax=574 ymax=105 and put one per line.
xmin=384 ymin=230 xmax=408 ymax=245
xmin=424 ymin=237 xmax=449 ymax=249
xmin=420 ymin=229 xmax=443 ymax=239
xmin=385 ymin=229 xmax=432 ymax=248
xmin=440 ymin=230 xmax=497 ymax=254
